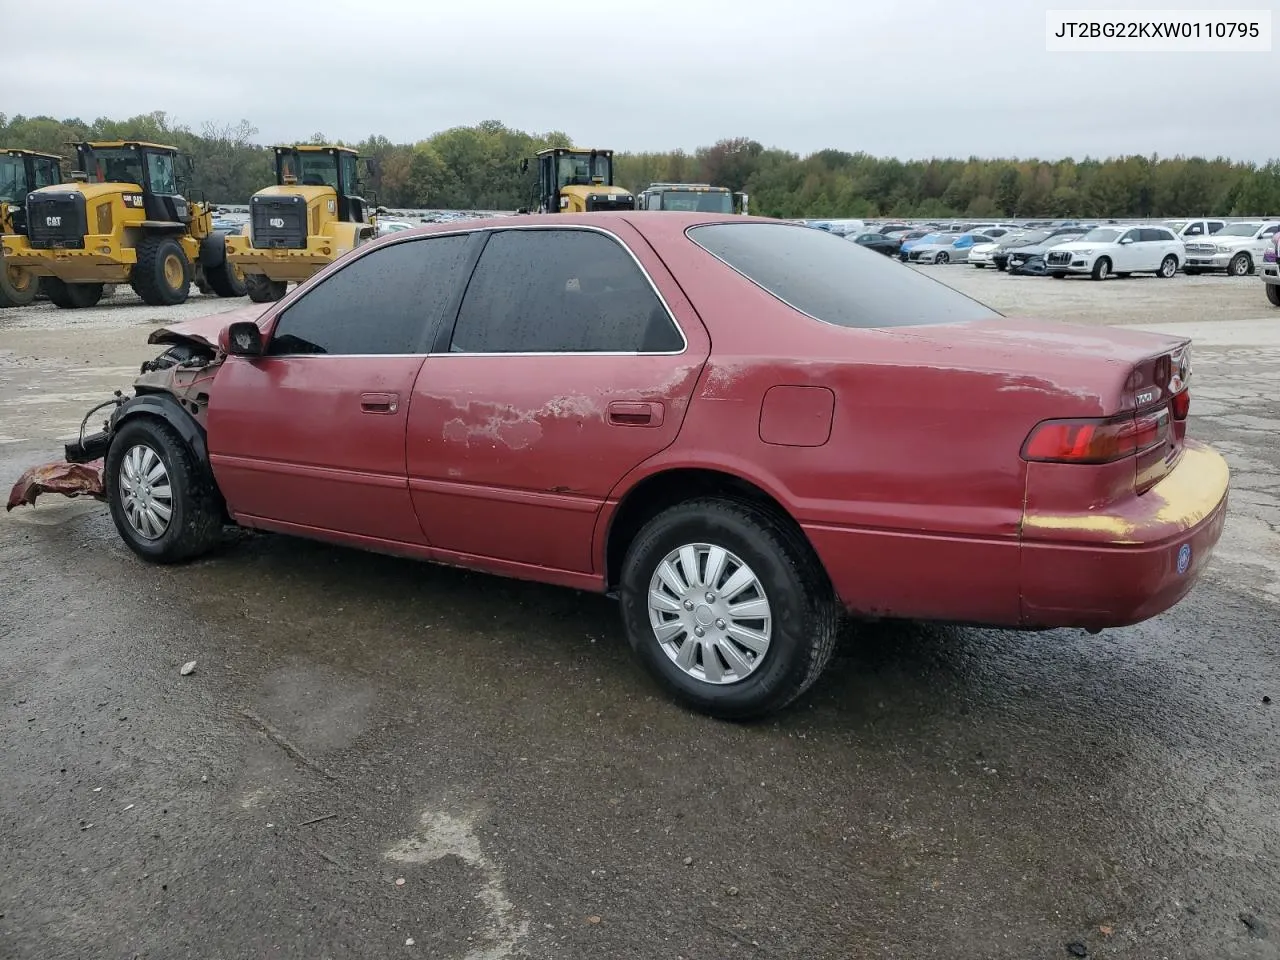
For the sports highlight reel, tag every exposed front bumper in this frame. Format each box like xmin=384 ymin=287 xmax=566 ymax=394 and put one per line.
xmin=1184 ymin=250 xmax=1233 ymax=270
xmin=1020 ymin=441 xmax=1230 ymax=628
xmin=1259 ymin=260 xmax=1279 ymax=283
xmin=0 ymin=234 xmax=135 ymax=282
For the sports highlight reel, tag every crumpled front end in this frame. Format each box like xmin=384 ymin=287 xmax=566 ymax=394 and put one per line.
xmin=6 ymin=459 xmax=105 ymax=511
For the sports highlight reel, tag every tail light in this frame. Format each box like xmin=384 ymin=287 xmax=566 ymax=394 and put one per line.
xmin=1172 ymin=390 xmax=1190 ymax=420
xmin=1022 ymin=408 xmax=1170 ymax=464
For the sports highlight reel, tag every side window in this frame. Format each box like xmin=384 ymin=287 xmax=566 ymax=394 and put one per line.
xmin=268 ymin=234 xmax=472 ymax=356
xmin=449 ymin=229 xmax=683 ymax=354
xmin=1140 ymin=228 xmax=1164 ymax=242
xmin=147 ymin=153 xmax=176 ymax=195
xmin=1121 ymin=229 xmax=1141 ymax=243
xmin=1184 ymin=223 xmax=1203 ymax=236
xmin=1263 ymin=225 xmax=1280 ymax=237
xmin=1208 ymin=221 xmax=1225 ymax=233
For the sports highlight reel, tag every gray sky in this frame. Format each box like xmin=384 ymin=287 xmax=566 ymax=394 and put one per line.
xmin=10 ymin=0 xmax=1277 ymax=162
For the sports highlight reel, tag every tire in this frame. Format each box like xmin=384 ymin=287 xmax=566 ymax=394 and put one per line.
xmin=1091 ymin=257 xmax=1111 ymax=281
xmin=1184 ymin=267 xmax=1201 ymax=276
xmin=104 ymin=417 xmax=223 ymax=564
xmin=1228 ymin=252 xmax=1252 ymax=277
xmin=245 ymin=274 xmax=287 ymax=303
xmin=1116 ymin=272 xmax=1131 ymax=278
xmin=935 ymin=251 xmax=950 ymax=264
xmin=973 ymin=262 xmax=985 ymax=269
xmin=43 ymin=278 xmax=104 ymax=308
xmin=0 ymin=261 xmax=38 ymax=307
xmin=1267 ymin=283 xmax=1280 ymax=308
xmin=130 ymin=236 xmax=192 ymax=306
xmin=205 ymin=258 xmax=247 ymax=298
xmin=1157 ymin=254 xmax=1178 ymax=278
xmin=996 ymin=261 xmax=1007 ymax=272
xmin=618 ymin=497 xmax=840 ymax=721
xmin=1051 ymin=272 xmax=1066 ymax=279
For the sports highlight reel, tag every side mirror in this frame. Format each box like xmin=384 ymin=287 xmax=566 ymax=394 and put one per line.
xmin=221 ymin=321 xmax=264 ymax=357
xmin=1120 ymin=237 xmax=1134 ymax=245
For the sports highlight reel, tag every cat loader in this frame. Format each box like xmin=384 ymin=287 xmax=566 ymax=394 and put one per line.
xmin=224 ymin=144 xmax=379 ymax=303
xmin=519 ymin=147 xmax=635 ymax=213
xmin=0 ymin=140 xmax=244 ymax=309
xmin=0 ymin=148 xmax=63 ymax=306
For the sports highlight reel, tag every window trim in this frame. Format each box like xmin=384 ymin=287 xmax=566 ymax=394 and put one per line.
xmin=683 ymin=219 xmax=1004 ymax=329
xmin=434 ymin=223 xmax=689 ymax=358
xmin=263 ymin=227 xmax=483 ymax=359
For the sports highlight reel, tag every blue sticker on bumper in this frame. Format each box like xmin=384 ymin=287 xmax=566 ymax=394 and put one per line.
xmin=1176 ymin=542 xmax=1192 ymax=575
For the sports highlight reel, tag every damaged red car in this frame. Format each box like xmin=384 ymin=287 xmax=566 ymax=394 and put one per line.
xmin=11 ymin=213 xmax=1230 ymax=719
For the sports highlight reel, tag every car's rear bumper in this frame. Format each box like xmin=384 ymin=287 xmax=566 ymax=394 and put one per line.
xmin=1019 ymin=441 xmax=1230 ymax=628
xmin=801 ymin=441 xmax=1229 ymax=631
xmin=1260 ymin=261 xmax=1280 ymax=284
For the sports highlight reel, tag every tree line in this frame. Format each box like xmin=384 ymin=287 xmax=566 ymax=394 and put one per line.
xmin=4 ymin=111 xmax=1279 ymax=218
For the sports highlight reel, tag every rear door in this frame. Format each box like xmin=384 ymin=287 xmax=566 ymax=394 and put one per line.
xmin=405 ymin=223 xmax=710 ymax=574
xmin=207 ymin=232 xmax=475 ymax=544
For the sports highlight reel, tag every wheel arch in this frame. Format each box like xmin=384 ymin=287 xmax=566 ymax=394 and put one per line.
xmin=600 ymin=466 xmax=825 ymax=593
xmin=110 ymin=393 xmax=220 ymax=499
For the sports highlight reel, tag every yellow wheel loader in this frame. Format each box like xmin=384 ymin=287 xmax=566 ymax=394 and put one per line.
xmin=519 ymin=148 xmax=635 ymax=213
xmin=0 ymin=140 xmax=245 ymax=309
xmin=225 ymin=144 xmax=379 ymax=303
xmin=0 ymin=148 xmax=63 ymax=306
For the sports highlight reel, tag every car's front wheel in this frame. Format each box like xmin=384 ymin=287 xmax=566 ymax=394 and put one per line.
xmin=619 ymin=498 xmax=840 ymax=720
xmin=105 ymin=417 xmax=224 ymax=564
xmin=935 ymin=251 xmax=950 ymax=264
xmin=1091 ymin=257 xmax=1111 ymax=281
xmin=1229 ymin=252 xmax=1252 ymax=276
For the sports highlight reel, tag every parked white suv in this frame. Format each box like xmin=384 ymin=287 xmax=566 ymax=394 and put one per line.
xmin=1183 ymin=221 xmax=1280 ymax=277
xmin=1045 ymin=225 xmax=1184 ymax=280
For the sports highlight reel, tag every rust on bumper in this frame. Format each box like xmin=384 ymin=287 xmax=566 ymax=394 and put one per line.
xmin=5 ymin=459 xmax=105 ymax=511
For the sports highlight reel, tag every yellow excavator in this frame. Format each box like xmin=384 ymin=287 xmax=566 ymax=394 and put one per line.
xmin=225 ymin=144 xmax=379 ymax=302
xmin=519 ymin=147 xmax=635 ymax=213
xmin=0 ymin=140 xmax=244 ymax=308
xmin=0 ymin=148 xmax=64 ymax=306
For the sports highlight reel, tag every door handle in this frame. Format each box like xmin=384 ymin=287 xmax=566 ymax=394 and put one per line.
xmin=360 ymin=392 xmax=399 ymax=414
xmin=607 ymin=400 xmax=664 ymax=427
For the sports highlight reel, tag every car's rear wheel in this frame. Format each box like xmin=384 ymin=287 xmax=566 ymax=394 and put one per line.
xmin=105 ymin=418 xmax=223 ymax=564
xmin=1158 ymin=254 xmax=1178 ymax=278
xmin=1267 ymin=283 xmax=1280 ymax=307
xmin=1229 ymin=252 xmax=1252 ymax=276
xmin=619 ymin=498 xmax=840 ymax=720
xmin=1091 ymin=257 xmax=1111 ymax=281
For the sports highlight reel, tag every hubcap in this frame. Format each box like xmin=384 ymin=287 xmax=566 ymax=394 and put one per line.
xmin=163 ymin=253 xmax=183 ymax=288
xmin=1233 ymin=257 xmax=1247 ymax=275
xmin=118 ymin=444 xmax=173 ymax=540
xmin=5 ymin=263 xmax=31 ymax=291
xmin=647 ymin=543 xmax=773 ymax=685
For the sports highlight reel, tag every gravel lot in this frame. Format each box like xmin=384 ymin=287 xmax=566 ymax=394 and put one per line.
xmin=2 ymin=270 xmax=1278 ymax=959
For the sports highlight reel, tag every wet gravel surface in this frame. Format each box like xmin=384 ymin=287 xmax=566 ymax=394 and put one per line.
xmin=2 ymin=278 xmax=1278 ymax=959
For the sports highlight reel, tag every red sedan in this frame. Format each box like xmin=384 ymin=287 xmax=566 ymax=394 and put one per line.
xmin=12 ymin=213 xmax=1230 ymax=719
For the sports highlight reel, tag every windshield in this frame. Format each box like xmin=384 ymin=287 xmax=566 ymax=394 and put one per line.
xmin=1218 ymin=222 xmax=1262 ymax=237
xmin=281 ymin=150 xmax=341 ymax=189
xmin=88 ymin=147 xmax=145 ymax=186
xmin=32 ymin=157 xmax=59 ymax=188
xmin=0 ymin=156 xmax=25 ymax=202
xmin=688 ymin=222 xmax=1002 ymax=328
xmin=556 ymin=152 xmax=611 ymax=189
xmin=1079 ymin=227 xmax=1122 ymax=243
xmin=1044 ymin=235 xmax=1077 ymax=248
xmin=1012 ymin=230 xmax=1051 ymax=245
xmin=655 ymin=190 xmax=734 ymax=213
xmin=146 ymin=151 xmax=177 ymax=194
xmin=1164 ymin=220 xmax=1187 ymax=232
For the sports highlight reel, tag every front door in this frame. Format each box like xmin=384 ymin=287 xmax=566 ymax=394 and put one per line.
xmin=207 ymin=231 xmax=476 ymax=545
xmin=406 ymin=224 xmax=710 ymax=574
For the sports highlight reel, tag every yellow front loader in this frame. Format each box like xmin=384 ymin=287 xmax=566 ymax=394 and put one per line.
xmin=0 ymin=148 xmax=63 ymax=306
xmin=0 ymin=140 xmax=245 ymax=308
xmin=225 ymin=144 xmax=379 ymax=303
xmin=519 ymin=147 xmax=635 ymax=213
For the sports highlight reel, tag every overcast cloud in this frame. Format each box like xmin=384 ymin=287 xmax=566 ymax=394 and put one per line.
xmin=9 ymin=0 xmax=1276 ymax=162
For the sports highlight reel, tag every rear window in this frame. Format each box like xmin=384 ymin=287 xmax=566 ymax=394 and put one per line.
xmin=687 ymin=222 xmax=1002 ymax=328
